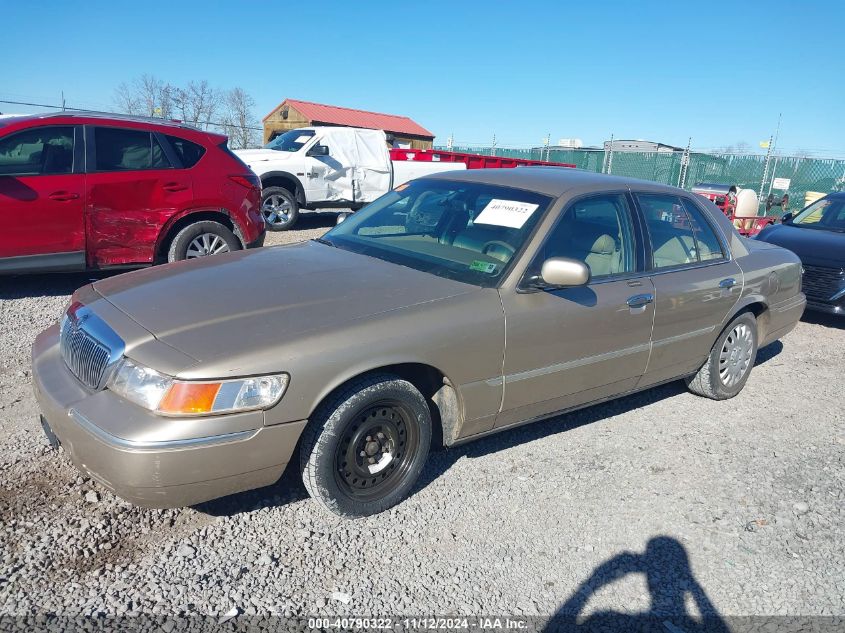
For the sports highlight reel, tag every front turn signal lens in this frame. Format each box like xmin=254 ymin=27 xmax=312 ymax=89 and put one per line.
xmin=158 ymin=382 xmax=222 ymax=415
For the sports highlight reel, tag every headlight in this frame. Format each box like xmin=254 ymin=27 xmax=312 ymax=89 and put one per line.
xmin=107 ymin=358 xmax=288 ymax=416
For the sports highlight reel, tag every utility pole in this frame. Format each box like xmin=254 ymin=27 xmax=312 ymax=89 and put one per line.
xmin=604 ymin=134 xmax=614 ymax=174
xmin=491 ymin=133 xmax=497 ymax=156
xmin=61 ymin=91 xmax=66 ymax=111
xmin=543 ymin=133 xmax=550 ymax=161
xmin=446 ymin=133 xmax=453 ymax=151
xmin=679 ymin=137 xmax=692 ymax=188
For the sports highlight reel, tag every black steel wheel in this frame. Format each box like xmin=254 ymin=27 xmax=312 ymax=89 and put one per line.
xmin=300 ymin=373 xmax=432 ymax=517
xmin=334 ymin=399 xmax=420 ymax=502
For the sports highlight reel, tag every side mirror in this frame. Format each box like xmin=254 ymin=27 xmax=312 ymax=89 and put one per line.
xmin=307 ymin=144 xmax=329 ymax=157
xmin=526 ymin=257 xmax=591 ymax=289
xmin=781 ymin=212 xmax=794 ymax=224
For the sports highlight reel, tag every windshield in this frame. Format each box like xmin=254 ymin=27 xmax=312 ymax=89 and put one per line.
xmin=321 ymin=179 xmax=553 ymax=287
xmin=790 ymin=197 xmax=845 ymax=232
xmin=265 ymin=129 xmax=315 ymax=152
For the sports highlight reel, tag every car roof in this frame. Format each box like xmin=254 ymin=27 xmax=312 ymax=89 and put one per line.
xmin=425 ymin=166 xmax=690 ymax=198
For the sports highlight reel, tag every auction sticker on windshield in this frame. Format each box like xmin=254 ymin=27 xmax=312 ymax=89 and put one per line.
xmin=474 ymin=199 xmax=539 ymax=229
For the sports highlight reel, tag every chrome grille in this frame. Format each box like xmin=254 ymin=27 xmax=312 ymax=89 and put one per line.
xmin=60 ymin=318 xmax=111 ymax=390
xmin=801 ymin=264 xmax=845 ymax=301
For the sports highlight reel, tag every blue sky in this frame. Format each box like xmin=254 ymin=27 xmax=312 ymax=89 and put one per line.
xmin=2 ymin=1 xmax=843 ymax=155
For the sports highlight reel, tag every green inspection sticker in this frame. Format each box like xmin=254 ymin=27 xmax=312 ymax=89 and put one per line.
xmin=469 ymin=260 xmax=498 ymax=274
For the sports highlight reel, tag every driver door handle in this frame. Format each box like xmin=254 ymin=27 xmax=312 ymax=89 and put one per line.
xmin=719 ymin=278 xmax=737 ymax=288
xmin=162 ymin=182 xmax=188 ymax=192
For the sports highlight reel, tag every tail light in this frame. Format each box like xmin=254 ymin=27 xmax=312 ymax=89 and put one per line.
xmin=229 ymin=174 xmax=261 ymax=191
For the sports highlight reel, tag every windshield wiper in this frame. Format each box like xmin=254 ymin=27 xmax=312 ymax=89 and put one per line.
xmin=313 ymin=237 xmax=335 ymax=247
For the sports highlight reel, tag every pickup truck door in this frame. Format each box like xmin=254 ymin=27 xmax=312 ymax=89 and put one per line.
xmin=496 ymin=192 xmax=654 ymax=427
xmin=633 ymin=193 xmax=742 ymax=386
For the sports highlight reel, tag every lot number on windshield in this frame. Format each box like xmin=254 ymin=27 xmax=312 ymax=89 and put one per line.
xmin=475 ymin=199 xmax=539 ymax=229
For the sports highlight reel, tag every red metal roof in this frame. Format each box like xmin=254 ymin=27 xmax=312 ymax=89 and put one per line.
xmin=264 ymin=99 xmax=434 ymax=139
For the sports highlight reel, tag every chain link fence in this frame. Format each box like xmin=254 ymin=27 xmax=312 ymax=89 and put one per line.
xmin=444 ymin=144 xmax=845 ymax=214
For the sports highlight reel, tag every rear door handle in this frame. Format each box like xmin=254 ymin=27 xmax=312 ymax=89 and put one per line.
xmin=48 ymin=191 xmax=79 ymax=201
xmin=719 ymin=278 xmax=737 ymax=288
xmin=162 ymin=182 xmax=188 ymax=192
xmin=627 ymin=293 xmax=654 ymax=309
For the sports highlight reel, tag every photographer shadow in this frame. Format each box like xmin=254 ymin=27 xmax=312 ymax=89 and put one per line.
xmin=545 ymin=536 xmax=729 ymax=633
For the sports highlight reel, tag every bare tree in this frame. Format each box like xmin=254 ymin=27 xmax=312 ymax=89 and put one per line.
xmin=113 ymin=74 xmax=174 ymax=118
xmin=173 ymin=80 xmax=220 ymax=129
xmin=112 ymin=76 xmax=258 ymax=143
xmin=113 ymin=82 xmax=141 ymax=115
xmin=221 ymin=87 xmax=258 ymax=149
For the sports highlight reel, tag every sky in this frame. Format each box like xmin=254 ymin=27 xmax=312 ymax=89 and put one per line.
xmin=2 ymin=1 xmax=843 ymax=156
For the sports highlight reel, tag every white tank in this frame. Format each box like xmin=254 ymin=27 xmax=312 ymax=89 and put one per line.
xmin=735 ymin=188 xmax=759 ymax=218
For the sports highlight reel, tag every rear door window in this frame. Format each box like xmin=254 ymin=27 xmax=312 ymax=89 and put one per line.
xmin=94 ymin=127 xmax=172 ymax=171
xmin=637 ymin=193 xmax=702 ymax=269
xmin=681 ymin=198 xmax=726 ymax=261
xmin=0 ymin=126 xmax=75 ymax=175
xmin=165 ymin=135 xmax=206 ymax=167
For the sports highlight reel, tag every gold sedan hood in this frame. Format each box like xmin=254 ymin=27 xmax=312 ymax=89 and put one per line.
xmin=92 ymin=241 xmax=475 ymax=364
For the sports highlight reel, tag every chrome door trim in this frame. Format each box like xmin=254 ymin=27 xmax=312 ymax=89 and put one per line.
xmin=651 ymin=325 xmax=716 ymax=348
xmin=503 ymin=342 xmax=651 ymax=384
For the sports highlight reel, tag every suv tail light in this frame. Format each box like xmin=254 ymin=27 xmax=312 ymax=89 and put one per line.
xmin=229 ymin=174 xmax=261 ymax=191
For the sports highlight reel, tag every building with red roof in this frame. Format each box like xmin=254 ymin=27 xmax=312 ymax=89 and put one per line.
xmin=262 ymin=98 xmax=435 ymax=149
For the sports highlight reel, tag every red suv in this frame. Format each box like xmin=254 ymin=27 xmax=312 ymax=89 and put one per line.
xmin=0 ymin=112 xmax=265 ymax=273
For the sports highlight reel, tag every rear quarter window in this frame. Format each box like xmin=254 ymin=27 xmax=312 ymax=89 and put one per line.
xmin=165 ymin=135 xmax=206 ymax=168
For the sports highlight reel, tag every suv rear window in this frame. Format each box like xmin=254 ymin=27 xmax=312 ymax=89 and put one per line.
xmin=94 ymin=127 xmax=171 ymax=171
xmin=165 ymin=135 xmax=206 ymax=168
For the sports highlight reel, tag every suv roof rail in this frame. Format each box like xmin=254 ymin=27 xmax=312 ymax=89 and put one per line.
xmin=31 ymin=110 xmax=202 ymax=130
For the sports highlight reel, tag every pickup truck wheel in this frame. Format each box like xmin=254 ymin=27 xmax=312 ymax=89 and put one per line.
xmin=686 ymin=312 xmax=758 ymax=400
xmin=261 ymin=187 xmax=299 ymax=231
xmin=167 ymin=221 xmax=241 ymax=263
xmin=300 ymin=373 xmax=432 ymax=518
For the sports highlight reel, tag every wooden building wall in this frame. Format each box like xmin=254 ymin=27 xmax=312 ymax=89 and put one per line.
xmin=263 ymin=104 xmax=433 ymax=149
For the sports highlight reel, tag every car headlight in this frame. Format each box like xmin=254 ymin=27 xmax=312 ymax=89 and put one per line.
xmin=107 ymin=358 xmax=288 ymax=416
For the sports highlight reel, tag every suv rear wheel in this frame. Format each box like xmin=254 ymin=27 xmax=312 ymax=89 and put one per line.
xmin=167 ymin=220 xmax=241 ymax=262
xmin=261 ymin=187 xmax=299 ymax=231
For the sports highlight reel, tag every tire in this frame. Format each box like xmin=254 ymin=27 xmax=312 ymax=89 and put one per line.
xmin=261 ymin=187 xmax=299 ymax=231
xmin=167 ymin=220 xmax=241 ymax=263
xmin=300 ymin=373 xmax=432 ymax=518
xmin=686 ymin=312 xmax=758 ymax=400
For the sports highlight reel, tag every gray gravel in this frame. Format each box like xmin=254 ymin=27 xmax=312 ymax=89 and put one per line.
xmin=1 ymin=221 xmax=843 ymax=621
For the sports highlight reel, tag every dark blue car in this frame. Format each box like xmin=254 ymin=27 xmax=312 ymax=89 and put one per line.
xmin=756 ymin=192 xmax=845 ymax=315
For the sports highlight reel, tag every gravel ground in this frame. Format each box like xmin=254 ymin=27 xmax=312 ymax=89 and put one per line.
xmin=0 ymin=220 xmax=843 ymax=623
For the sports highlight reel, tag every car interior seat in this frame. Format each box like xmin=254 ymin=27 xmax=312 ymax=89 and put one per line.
xmin=41 ymin=143 xmax=73 ymax=174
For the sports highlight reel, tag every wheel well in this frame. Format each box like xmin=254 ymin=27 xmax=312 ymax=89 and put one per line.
xmin=157 ymin=210 xmax=239 ymax=263
xmin=262 ymin=175 xmax=303 ymax=202
xmin=729 ymin=301 xmax=770 ymax=343
xmin=315 ymin=363 xmax=459 ymax=450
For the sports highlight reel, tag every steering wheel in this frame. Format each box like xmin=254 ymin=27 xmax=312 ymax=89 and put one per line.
xmin=481 ymin=240 xmax=516 ymax=260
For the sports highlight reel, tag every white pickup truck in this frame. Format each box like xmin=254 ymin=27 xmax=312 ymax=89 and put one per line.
xmin=235 ymin=126 xmax=465 ymax=230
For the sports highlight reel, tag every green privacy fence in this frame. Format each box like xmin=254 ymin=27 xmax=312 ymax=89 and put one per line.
xmin=441 ymin=145 xmax=845 ymax=214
